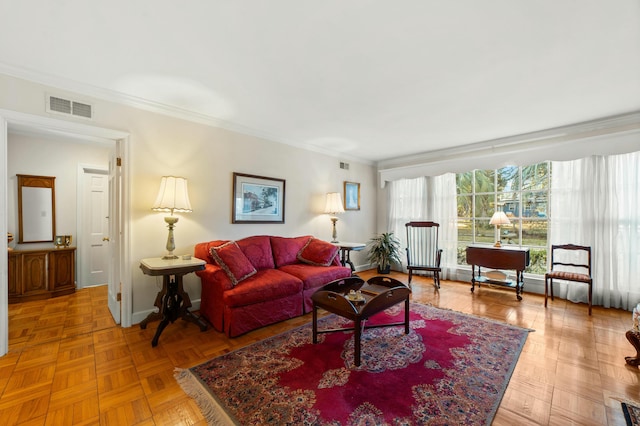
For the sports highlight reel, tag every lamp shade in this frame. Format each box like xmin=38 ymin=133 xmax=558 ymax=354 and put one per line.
xmin=324 ymin=192 xmax=345 ymax=214
xmin=152 ymin=176 xmax=192 ymax=214
xmin=489 ymin=211 xmax=511 ymax=226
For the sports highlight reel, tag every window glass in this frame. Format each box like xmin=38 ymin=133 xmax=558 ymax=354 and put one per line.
xmin=527 ymin=248 xmax=548 ymax=275
xmin=456 ymin=161 xmax=551 ymax=276
xmin=457 ymin=195 xmax=472 ymax=217
xmin=474 ymin=169 xmax=495 ymax=193
xmin=474 ymin=219 xmax=494 ymax=244
xmin=522 ymin=191 xmax=548 ymax=218
xmin=499 ymin=192 xmax=519 ymax=217
xmin=498 ymin=166 xmax=520 ymax=192
xmin=456 ymin=171 xmax=473 ymax=195
xmin=522 ymin=163 xmax=549 ymax=190
xmin=457 ymin=219 xmax=473 ymax=265
xmin=522 ymin=219 xmax=547 ymax=246
xmin=457 ymin=219 xmax=473 ymax=242
xmin=474 ymin=194 xmax=495 ymax=219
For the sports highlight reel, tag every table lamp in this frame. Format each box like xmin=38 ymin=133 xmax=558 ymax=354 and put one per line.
xmin=324 ymin=192 xmax=344 ymax=243
xmin=152 ymin=176 xmax=192 ymax=259
xmin=489 ymin=211 xmax=511 ymax=247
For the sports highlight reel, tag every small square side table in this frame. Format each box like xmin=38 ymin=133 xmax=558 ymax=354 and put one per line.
xmin=139 ymin=256 xmax=208 ymax=346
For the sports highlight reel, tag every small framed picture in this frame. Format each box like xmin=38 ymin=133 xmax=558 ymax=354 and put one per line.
xmin=344 ymin=181 xmax=360 ymax=211
xmin=54 ymin=235 xmax=65 ymax=247
xmin=232 ymin=172 xmax=285 ymax=223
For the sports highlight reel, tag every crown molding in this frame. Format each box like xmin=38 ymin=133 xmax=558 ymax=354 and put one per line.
xmin=376 ymin=111 xmax=640 ymax=187
xmin=377 ymin=111 xmax=640 ymax=171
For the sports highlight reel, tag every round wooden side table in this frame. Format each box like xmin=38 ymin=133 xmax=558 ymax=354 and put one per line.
xmin=625 ymin=330 xmax=640 ymax=367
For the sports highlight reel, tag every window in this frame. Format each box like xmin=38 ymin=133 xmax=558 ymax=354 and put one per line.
xmin=456 ymin=162 xmax=550 ymax=274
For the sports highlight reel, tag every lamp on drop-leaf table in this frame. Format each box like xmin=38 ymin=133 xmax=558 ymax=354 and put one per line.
xmin=489 ymin=211 xmax=510 ymax=247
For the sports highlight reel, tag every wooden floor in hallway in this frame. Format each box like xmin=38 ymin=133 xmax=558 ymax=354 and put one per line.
xmin=1 ymin=269 xmax=639 ymax=425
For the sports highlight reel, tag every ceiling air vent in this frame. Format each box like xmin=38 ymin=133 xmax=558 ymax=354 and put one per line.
xmin=46 ymin=95 xmax=93 ymax=119
xmin=340 ymin=162 xmax=350 ymax=170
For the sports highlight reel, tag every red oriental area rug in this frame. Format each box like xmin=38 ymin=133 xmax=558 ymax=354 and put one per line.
xmin=623 ymin=401 xmax=640 ymax=426
xmin=175 ymin=303 xmax=529 ymax=425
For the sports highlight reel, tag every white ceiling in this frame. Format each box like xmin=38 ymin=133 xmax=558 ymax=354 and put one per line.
xmin=1 ymin=1 xmax=639 ymax=163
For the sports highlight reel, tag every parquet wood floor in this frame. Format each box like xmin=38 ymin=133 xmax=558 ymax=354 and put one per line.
xmin=1 ymin=270 xmax=639 ymax=425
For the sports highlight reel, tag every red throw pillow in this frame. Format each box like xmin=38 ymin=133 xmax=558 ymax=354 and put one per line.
xmin=271 ymin=236 xmax=312 ymax=267
xmin=236 ymin=235 xmax=274 ymax=270
xmin=210 ymin=241 xmax=257 ymax=286
xmin=297 ymin=238 xmax=339 ymax=267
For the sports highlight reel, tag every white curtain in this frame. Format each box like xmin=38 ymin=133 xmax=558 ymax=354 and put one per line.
xmin=388 ymin=174 xmax=458 ymax=279
xmin=550 ymin=152 xmax=640 ymax=310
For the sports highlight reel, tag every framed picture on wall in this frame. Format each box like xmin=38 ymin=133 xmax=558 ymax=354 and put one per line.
xmin=232 ymin=172 xmax=285 ymax=223
xmin=344 ymin=181 xmax=360 ymax=211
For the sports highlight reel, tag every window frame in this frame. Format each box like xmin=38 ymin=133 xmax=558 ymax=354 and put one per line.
xmin=456 ymin=162 xmax=551 ymax=275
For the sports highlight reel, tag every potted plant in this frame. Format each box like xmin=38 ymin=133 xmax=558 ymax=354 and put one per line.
xmin=366 ymin=232 xmax=402 ymax=274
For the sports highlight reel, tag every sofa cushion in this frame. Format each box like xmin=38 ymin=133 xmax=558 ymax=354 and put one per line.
xmin=210 ymin=241 xmax=257 ymax=286
xmin=223 ymin=269 xmax=303 ymax=307
xmin=236 ymin=235 xmax=275 ymax=270
xmin=271 ymin=235 xmax=312 ymax=267
xmin=278 ymin=264 xmax=352 ymax=291
xmin=297 ymin=237 xmax=339 ymax=266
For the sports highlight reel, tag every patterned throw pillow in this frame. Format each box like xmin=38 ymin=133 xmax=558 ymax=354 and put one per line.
xmin=210 ymin=241 xmax=257 ymax=286
xmin=297 ymin=238 xmax=339 ymax=267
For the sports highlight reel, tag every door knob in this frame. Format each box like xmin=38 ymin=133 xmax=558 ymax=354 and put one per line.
xmin=103 ymin=237 xmax=110 ymax=242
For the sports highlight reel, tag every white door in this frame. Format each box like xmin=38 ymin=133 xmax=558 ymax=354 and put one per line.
xmin=79 ymin=169 xmax=109 ymax=288
xmin=107 ymin=145 xmax=122 ymax=324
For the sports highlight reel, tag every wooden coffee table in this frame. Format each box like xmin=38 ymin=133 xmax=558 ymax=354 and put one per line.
xmin=311 ymin=275 xmax=411 ymax=366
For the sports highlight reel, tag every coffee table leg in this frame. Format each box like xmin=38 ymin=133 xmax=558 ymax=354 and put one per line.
xmin=354 ymin=318 xmax=362 ymax=367
xmin=312 ymin=304 xmax=318 ymax=344
xmin=404 ymin=298 xmax=410 ymax=334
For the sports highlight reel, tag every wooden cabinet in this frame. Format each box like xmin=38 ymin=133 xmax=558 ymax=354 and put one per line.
xmin=8 ymin=247 xmax=76 ymax=303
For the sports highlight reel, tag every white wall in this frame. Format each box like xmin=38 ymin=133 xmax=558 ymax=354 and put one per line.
xmin=7 ymin=132 xmax=110 ymax=250
xmin=0 ymin=73 xmax=377 ymax=323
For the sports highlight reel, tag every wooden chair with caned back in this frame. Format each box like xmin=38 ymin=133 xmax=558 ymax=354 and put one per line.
xmin=405 ymin=221 xmax=442 ymax=288
xmin=544 ymin=244 xmax=593 ymax=315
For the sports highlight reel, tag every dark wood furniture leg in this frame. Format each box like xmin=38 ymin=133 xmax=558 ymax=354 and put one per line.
xmin=338 ymin=247 xmax=356 ymax=272
xmin=344 ymin=249 xmax=355 ymax=272
xmin=140 ymin=273 xmax=208 ymax=347
xmin=312 ymin=305 xmax=318 ymax=344
xmin=625 ymin=330 xmax=640 ymax=367
xmin=404 ymin=298 xmax=410 ymax=334
xmin=516 ymin=269 xmax=524 ymax=301
xmin=354 ymin=317 xmax=362 ymax=366
xmin=471 ymin=264 xmax=478 ymax=293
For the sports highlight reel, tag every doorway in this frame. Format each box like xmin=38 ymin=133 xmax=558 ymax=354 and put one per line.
xmin=0 ymin=109 xmax=132 ymax=357
xmin=78 ymin=166 xmax=109 ymax=289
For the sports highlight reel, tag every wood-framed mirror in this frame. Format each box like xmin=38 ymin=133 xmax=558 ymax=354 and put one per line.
xmin=17 ymin=174 xmax=56 ymax=243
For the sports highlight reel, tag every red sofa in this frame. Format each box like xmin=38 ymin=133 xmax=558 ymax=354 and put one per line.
xmin=194 ymin=235 xmax=352 ymax=337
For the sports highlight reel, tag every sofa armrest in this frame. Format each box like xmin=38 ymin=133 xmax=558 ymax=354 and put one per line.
xmin=195 ymin=264 xmax=234 ymax=291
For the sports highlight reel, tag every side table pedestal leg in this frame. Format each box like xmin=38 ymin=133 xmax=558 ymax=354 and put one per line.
xmin=152 ymin=318 xmax=170 ymax=347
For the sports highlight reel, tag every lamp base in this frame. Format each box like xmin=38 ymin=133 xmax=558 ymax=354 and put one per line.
xmin=330 ymin=217 xmax=339 ymax=243
xmin=163 ymin=216 xmax=179 ymax=259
